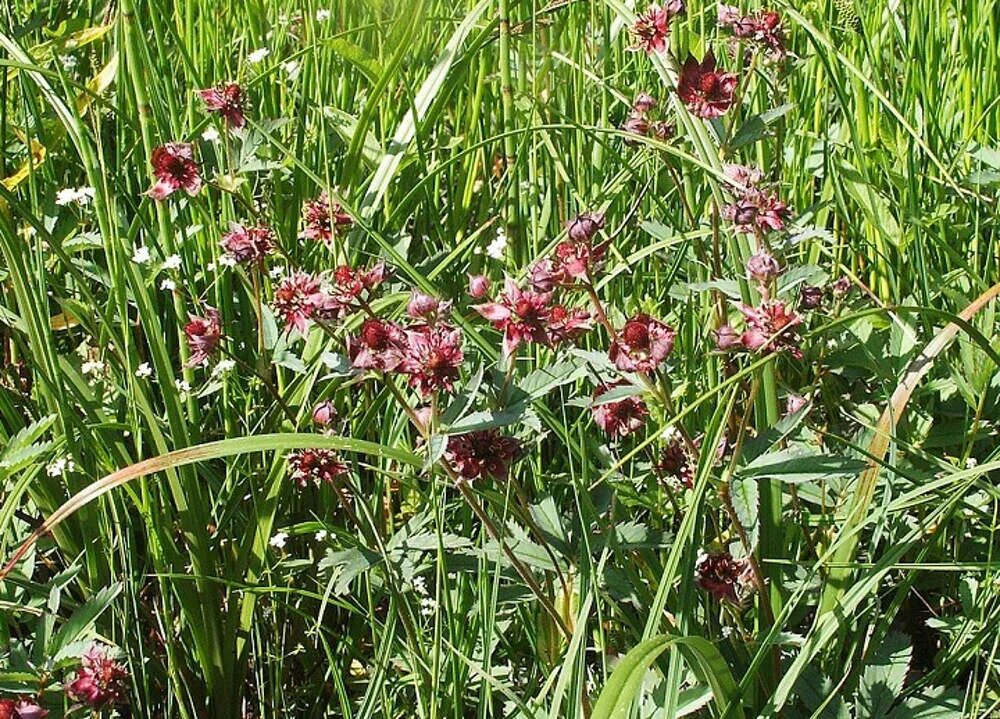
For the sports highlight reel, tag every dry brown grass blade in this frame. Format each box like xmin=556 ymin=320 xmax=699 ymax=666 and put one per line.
xmin=817 ymin=280 xmax=1000 ymax=616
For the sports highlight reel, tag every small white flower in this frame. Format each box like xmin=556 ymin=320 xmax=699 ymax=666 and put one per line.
xmin=59 ymin=54 xmax=78 ymax=70
xmin=247 ymin=47 xmax=270 ymax=64
xmin=316 ymin=9 xmax=332 ymax=21
xmin=412 ymin=576 xmax=428 ymax=595
xmin=314 ymin=529 xmax=328 ymax=541
xmin=269 ymin=531 xmax=288 ymax=549
xmin=660 ymin=426 xmax=679 ymax=441
xmin=132 ymin=246 xmax=151 ymax=264
xmin=966 ymin=457 xmax=978 ymax=469
xmin=47 ymin=457 xmax=67 ymax=477
xmin=218 ymin=255 xmax=238 ymax=268
xmin=160 ymin=279 xmax=176 ymax=291
xmin=56 ymin=188 xmax=79 ymax=206
xmin=282 ymin=60 xmax=299 ymax=76
xmin=175 ymin=379 xmax=192 ymax=394
xmin=81 ymin=360 xmax=105 ymax=376
xmin=212 ymin=359 xmax=236 ymax=376
xmin=485 ymin=229 xmax=507 ymax=260
xmin=419 ymin=596 xmax=437 ymax=617
xmin=202 ymin=127 xmax=220 ymax=142
xmin=76 ymin=187 xmax=95 ymax=205
xmin=135 ymin=362 xmax=153 ymax=378
xmin=269 ymin=266 xmax=286 ymax=279
xmin=163 ymin=254 xmax=182 ymax=270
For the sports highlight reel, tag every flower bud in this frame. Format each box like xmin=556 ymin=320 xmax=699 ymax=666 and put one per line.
xmin=312 ymin=400 xmax=337 ymax=426
xmin=467 ymin=274 xmax=490 ymax=299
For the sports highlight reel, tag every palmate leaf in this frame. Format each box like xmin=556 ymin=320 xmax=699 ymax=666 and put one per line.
xmin=856 ymin=633 xmax=912 ymax=717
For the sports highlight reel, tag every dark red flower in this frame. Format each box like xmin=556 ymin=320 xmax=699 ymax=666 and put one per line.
xmin=799 ymin=284 xmax=824 ymax=310
xmin=400 ymin=325 xmax=464 ymax=396
xmin=548 ymin=305 xmax=592 ymax=345
xmin=722 ymin=190 xmax=790 ymax=234
xmin=591 ymin=383 xmax=649 ymax=438
xmin=718 ymin=5 xmax=785 ymax=59
xmin=631 ymin=2 xmax=684 ymax=54
xmin=301 ymin=191 xmax=353 ymax=247
xmin=183 ymin=307 xmax=221 ymax=366
xmin=66 ymin=645 xmax=128 ymax=708
xmin=221 ymin=222 xmax=274 ymax=265
xmin=272 ymin=272 xmax=332 ymax=335
xmin=722 ymin=163 xmax=764 ymax=189
xmin=609 ymin=314 xmax=676 ymax=373
xmin=348 ymin=318 xmax=407 ymax=371
xmin=528 ymin=258 xmax=558 ymax=292
xmin=197 ymin=82 xmax=246 ymax=127
xmin=446 ymin=430 xmax=522 ymax=482
xmin=147 ymin=143 xmax=201 ymax=200
xmin=738 ymin=300 xmax=802 ymax=356
xmin=474 ymin=279 xmax=553 ymax=357
xmin=655 ymin=434 xmax=694 ymax=488
xmin=622 ymin=112 xmax=651 ymax=140
xmin=677 ymin=52 xmax=738 ymax=119
xmin=695 ymin=551 xmax=753 ymax=603
xmin=288 ymin=448 xmax=348 ymax=487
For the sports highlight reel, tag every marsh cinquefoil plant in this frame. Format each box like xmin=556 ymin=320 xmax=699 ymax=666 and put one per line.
xmin=1 ymin=0 xmax=999 ymax=717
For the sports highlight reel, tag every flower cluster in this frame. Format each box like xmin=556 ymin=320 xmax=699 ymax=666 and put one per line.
xmin=718 ymin=5 xmax=785 ymax=60
xmin=630 ymin=1 xmax=685 ymax=54
xmin=721 ymin=164 xmax=790 ymax=236
xmin=591 ymin=383 xmax=649 ymax=438
xmin=655 ymin=433 xmax=695 ymax=489
xmin=621 ymin=94 xmax=675 ymax=144
xmin=272 ymin=261 xmax=386 ymax=335
xmin=66 ymin=645 xmax=128 ymax=708
xmin=474 ymin=279 xmax=591 ymax=357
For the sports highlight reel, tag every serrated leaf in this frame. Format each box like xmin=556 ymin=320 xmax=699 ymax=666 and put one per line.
xmin=857 ymin=632 xmax=912 ymax=718
xmin=729 ymin=477 xmax=759 ymax=549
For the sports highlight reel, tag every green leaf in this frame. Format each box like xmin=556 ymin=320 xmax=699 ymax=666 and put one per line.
xmin=729 ymin=103 xmax=794 ymax=149
xmin=49 ymin=583 xmax=122 ymax=659
xmin=729 ymin=477 xmax=759 ymax=549
xmin=591 ymin=634 xmax=745 ymax=719
xmin=857 ymin=633 xmax=912 ymax=718
xmin=739 ymin=447 xmax=867 ymax=484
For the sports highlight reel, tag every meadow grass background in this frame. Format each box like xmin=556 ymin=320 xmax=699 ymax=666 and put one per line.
xmin=1 ymin=0 xmax=999 ymax=717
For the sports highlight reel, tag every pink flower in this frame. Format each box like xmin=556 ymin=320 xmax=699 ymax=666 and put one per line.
xmin=407 ymin=291 xmax=451 ymax=323
xmin=622 ymin=112 xmax=651 ymax=140
xmin=183 ymin=307 xmax=221 ymax=366
xmin=312 ymin=400 xmax=337 ymax=426
xmin=301 ymin=191 xmax=353 ymax=246
xmin=632 ymin=93 xmax=658 ymax=112
xmin=714 ymin=323 xmax=741 ymax=351
xmin=272 ymin=272 xmax=332 ymax=335
xmin=66 ymin=645 xmax=128 ymax=707
xmin=591 ymin=383 xmax=649 ymax=438
xmin=146 ymin=143 xmax=201 ymax=200
xmin=746 ymin=250 xmax=780 ymax=283
xmin=400 ymin=325 xmax=464 ymax=396
xmin=609 ymin=314 xmax=676 ymax=373
xmin=565 ymin=211 xmax=606 ymax=244
xmin=528 ymin=258 xmax=558 ymax=292
xmin=785 ymin=394 xmax=808 ymax=415
xmin=548 ymin=305 xmax=592 ymax=345
xmin=718 ymin=6 xmax=785 ymax=59
xmin=631 ymin=2 xmax=685 ymax=54
xmin=474 ymin=279 xmax=553 ymax=357
xmin=348 ymin=318 xmax=407 ymax=371
xmin=0 ymin=700 xmax=47 ymax=719
xmin=722 ymin=163 xmax=763 ymax=189
xmin=446 ymin=430 xmax=522 ymax=482
xmin=738 ymin=300 xmax=802 ymax=356
xmin=288 ymin=448 xmax=348 ymax=487
xmin=695 ymin=551 xmax=753 ymax=603
xmin=197 ymin=82 xmax=246 ymax=127
xmin=467 ymin=274 xmax=491 ymax=299
xmin=677 ymin=52 xmax=738 ymax=119
xmin=221 ymin=222 xmax=275 ymax=265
